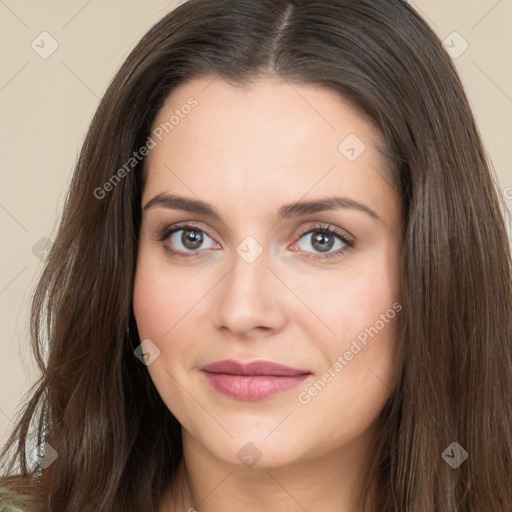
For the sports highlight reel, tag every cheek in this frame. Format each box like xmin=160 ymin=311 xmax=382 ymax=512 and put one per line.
xmin=132 ymin=268 xmax=167 ymax=340
xmin=293 ymin=262 xmax=401 ymax=420
xmin=132 ymin=257 xmax=197 ymax=419
xmin=132 ymin=253 xmax=211 ymax=380
xmin=132 ymin=253 xmax=200 ymax=340
xmin=295 ymin=304 xmax=400 ymax=457
xmin=298 ymin=261 xmax=401 ymax=354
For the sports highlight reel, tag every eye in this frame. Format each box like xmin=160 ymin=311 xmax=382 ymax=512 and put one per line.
xmin=155 ymin=222 xmax=355 ymax=261
xmin=291 ymin=224 xmax=355 ymax=260
xmin=157 ymin=224 xmax=220 ymax=258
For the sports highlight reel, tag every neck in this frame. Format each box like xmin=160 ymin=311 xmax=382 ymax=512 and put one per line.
xmin=161 ymin=426 xmax=381 ymax=512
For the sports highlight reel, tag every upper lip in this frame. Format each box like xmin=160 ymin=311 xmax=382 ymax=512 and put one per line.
xmin=200 ymin=359 xmax=311 ymax=376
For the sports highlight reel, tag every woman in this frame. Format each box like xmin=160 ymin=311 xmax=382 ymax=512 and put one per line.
xmin=1 ymin=0 xmax=511 ymax=510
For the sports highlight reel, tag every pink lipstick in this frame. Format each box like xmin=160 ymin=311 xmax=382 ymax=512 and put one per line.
xmin=200 ymin=359 xmax=311 ymax=401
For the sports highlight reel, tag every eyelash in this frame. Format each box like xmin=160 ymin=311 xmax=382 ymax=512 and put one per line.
xmin=155 ymin=222 xmax=355 ymax=261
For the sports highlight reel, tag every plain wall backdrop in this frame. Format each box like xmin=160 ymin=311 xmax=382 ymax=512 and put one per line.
xmin=1 ymin=0 xmax=511 ymax=449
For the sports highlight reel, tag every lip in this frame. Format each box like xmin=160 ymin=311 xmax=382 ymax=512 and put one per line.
xmin=200 ymin=359 xmax=312 ymax=401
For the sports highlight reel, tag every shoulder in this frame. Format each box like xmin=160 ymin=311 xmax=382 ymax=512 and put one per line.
xmin=0 ymin=497 xmax=28 ymax=512
xmin=0 ymin=497 xmax=43 ymax=512
xmin=0 ymin=484 xmax=44 ymax=512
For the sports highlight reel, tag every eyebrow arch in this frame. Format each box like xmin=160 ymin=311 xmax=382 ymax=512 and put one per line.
xmin=142 ymin=193 xmax=381 ymax=222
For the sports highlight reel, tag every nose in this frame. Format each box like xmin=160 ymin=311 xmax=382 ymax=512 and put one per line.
xmin=212 ymin=248 xmax=288 ymax=338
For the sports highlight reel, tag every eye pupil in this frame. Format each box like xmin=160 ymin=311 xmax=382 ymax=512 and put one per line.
xmin=312 ymin=232 xmax=334 ymax=252
xmin=182 ymin=229 xmax=203 ymax=250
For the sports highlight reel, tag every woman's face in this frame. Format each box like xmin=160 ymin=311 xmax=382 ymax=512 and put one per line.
xmin=133 ymin=75 xmax=402 ymax=470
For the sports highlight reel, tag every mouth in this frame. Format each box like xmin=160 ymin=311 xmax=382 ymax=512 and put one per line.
xmin=200 ymin=359 xmax=312 ymax=401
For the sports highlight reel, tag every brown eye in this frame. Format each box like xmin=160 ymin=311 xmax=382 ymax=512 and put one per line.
xmin=158 ymin=224 xmax=220 ymax=258
xmin=291 ymin=224 xmax=355 ymax=261
xmin=309 ymin=231 xmax=336 ymax=253
xmin=180 ymin=228 xmax=204 ymax=250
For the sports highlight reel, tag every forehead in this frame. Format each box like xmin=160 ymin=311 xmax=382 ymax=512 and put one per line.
xmin=142 ymin=76 xmax=396 ymax=213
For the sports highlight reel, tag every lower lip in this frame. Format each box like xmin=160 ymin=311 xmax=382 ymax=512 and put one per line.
xmin=202 ymin=372 xmax=310 ymax=401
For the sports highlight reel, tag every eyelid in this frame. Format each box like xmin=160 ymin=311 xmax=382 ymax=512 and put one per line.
xmin=158 ymin=220 xmax=219 ymax=243
xmin=288 ymin=222 xmax=355 ymax=261
xmin=158 ymin=221 xmax=355 ymax=243
xmin=294 ymin=222 xmax=355 ymax=245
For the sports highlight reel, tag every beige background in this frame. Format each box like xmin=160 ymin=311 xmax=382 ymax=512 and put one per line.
xmin=1 ymin=0 xmax=511 ymax=448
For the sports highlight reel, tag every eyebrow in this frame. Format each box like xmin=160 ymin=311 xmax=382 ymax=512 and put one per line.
xmin=142 ymin=193 xmax=381 ymax=222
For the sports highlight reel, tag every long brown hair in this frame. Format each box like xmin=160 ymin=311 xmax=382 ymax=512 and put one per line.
xmin=1 ymin=0 xmax=511 ymax=510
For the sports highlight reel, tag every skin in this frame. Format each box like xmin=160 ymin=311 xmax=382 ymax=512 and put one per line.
xmin=133 ymin=75 xmax=402 ymax=512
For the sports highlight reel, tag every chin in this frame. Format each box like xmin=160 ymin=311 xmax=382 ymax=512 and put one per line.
xmin=195 ymin=429 xmax=310 ymax=470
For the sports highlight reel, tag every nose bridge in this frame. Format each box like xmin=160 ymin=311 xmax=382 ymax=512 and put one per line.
xmin=224 ymin=244 xmax=269 ymax=303
xmin=213 ymin=241 xmax=283 ymax=335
